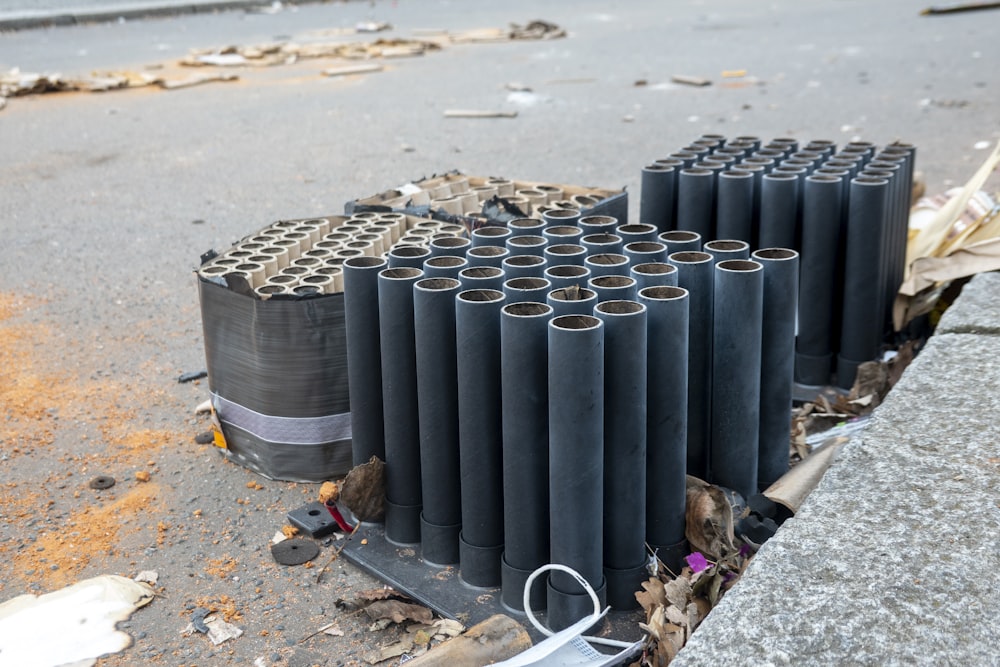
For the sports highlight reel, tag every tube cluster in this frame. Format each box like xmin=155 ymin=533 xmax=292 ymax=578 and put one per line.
xmin=197 ymin=213 xmax=466 ymax=298
xmin=343 ymin=209 xmax=799 ymax=632
xmin=640 ymin=134 xmax=915 ymax=389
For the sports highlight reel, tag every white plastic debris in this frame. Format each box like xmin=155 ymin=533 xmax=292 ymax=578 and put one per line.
xmin=0 ymin=575 xmax=154 ymax=667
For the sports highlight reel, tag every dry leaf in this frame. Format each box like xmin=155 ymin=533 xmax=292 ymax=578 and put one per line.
xmin=638 ymin=577 xmax=668 ymax=610
xmin=364 ymin=600 xmax=433 ymax=625
xmin=378 ymin=635 xmax=414 ymax=661
xmin=685 ymin=476 xmax=736 ymax=560
xmin=662 ymin=575 xmax=692 ymax=610
xmin=429 ymin=618 xmax=464 ymax=638
xmin=663 ymin=604 xmax=687 ymax=627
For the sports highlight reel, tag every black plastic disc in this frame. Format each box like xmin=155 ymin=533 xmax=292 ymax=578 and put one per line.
xmin=89 ymin=475 xmax=116 ymax=490
xmin=271 ymin=538 xmax=320 ymax=566
xmin=194 ymin=431 xmax=214 ymax=445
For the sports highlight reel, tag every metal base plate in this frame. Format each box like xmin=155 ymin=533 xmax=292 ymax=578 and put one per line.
xmin=287 ymin=501 xmax=340 ymax=538
xmin=340 ymin=523 xmax=646 ymax=645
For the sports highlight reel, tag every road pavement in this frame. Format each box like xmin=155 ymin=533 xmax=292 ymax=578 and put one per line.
xmin=0 ymin=1 xmax=998 ymax=665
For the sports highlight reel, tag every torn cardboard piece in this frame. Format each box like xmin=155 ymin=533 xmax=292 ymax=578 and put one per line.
xmin=894 ymin=140 xmax=1000 ymax=329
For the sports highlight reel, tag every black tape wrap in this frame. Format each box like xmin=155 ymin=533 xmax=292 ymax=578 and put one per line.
xmin=198 ymin=277 xmax=352 ymax=481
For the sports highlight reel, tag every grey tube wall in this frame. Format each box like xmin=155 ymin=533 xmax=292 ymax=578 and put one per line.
xmin=388 ymin=246 xmax=432 ymax=269
xmin=547 ymin=287 xmax=598 ymax=317
xmin=459 ymin=266 xmax=505 ymax=291
xmin=545 ymin=265 xmax=592 ymax=290
xmin=640 ymin=163 xmax=677 ymax=233
xmin=668 ymin=251 xmax=714 ymax=479
xmin=547 ymin=314 xmax=606 ymax=631
xmin=659 ymin=230 xmax=702 ymax=254
xmin=676 ymin=168 xmax=714 ymax=239
xmin=631 ymin=262 xmax=678 ymax=290
xmin=500 ymin=302 xmax=553 ymax=611
xmin=595 ymin=300 xmax=648 ymax=610
xmin=343 ymin=256 xmax=388 ymax=467
xmin=638 ymin=285 xmax=689 ymax=574
xmin=710 ymin=259 xmax=763 ymax=500
xmin=378 ymin=267 xmax=425 ymax=544
xmin=589 ymin=275 xmax=637 ymax=302
xmin=585 ymin=254 xmax=630 ymax=278
xmin=704 ymin=240 xmax=750 ymax=264
xmin=624 ymin=241 xmax=667 ymax=267
xmin=413 ymin=278 xmax=463 ymax=564
xmin=456 ymin=289 xmax=507 ymax=586
xmin=715 ymin=170 xmax=754 ymax=244
xmin=757 ymin=173 xmax=799 ymax=250
xmin=502 ymin=254 xmax=547 ymax=279
xmin=753 ymin=249 xmax=799 ymax=490
xmin=837 ymin=176 xmax=889 ymax=389
xmin=467 ymin=246 xmax=510 ymax=268
xmin=796 ymin=174 xmax=845 ymax=385
xmin=423 ymin=256 xmax=468 ymax=279
xmin=503 ymin=277 xmax=552 ymax=304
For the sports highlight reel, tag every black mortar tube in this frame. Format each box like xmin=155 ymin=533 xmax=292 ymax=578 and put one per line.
xmin=506 ymin=234 xmax=548 ymax=257
xmin=544 ymin=243 xmax=588 ymax=267
xmin=547 ymin=314 xmax=606 ymax=630
xmin=753 ymin=249 xmax=799 ymax=490
xmin=757 ymin=172 xmax=799 ymax=251
xmin=508 ymin=217 xmax=546 ymax=237
xmin=585 ymin=253 xmax=630 ymax=278
xmin=503 ymin=277 xmax=552 ymax=304
xmin=624 ymin=241 xmax=668 ymax=267
xmin=471 ymin=225 xmax=513 ymax=248
xmin=641 ymin=163 xmax=677 ymax=233
xmin=458 ymin=266 xmax=505 ymax=291
xmin=710 ymin=259 xmax=763 ymax=500
xmin=388 ymin=245 xmax=431 ymax=269
xmin=659 ymin=230 xmax=702 ymax=254
xmin=547 ymin=287 xmax=598 ymax=317
xmin=502 ymin=254 xmax=547 ymax=279
xmin=617 ymin=223 xmax=660 ymax=244
xmin=796 ymin=174 xmax=845 ymax=386
xmin=581 ymin=233 xmax=624 ymax=256
xmin=589 ymin=275 xmax=638 ymax=302
xmin=413 ymin=277 xmax=463 ymax=564
xmin=716 ymin=170 xmax=754 ymax=244
xmin=429 ymin=236 xmax=472 ymax=257
xmin=543 ymin=225 xmax=585 ymax=245
xmin=676 ymin=167 xmax=715 ymax=240
xmin=343 ymin=256 xmax=388 ymax=467
xmin=631 ymin=262 xmax=678 ymax=290
xmin=542 ymin=208 xmax=582 ymax=228
xmin=456 ymin=288 xmax=507 ymax=586
xmin=545 ymin=265 xmax=592 ymax=290
xmin=378 ymin=266 xmax=425 ymax=544
xmin=837 ymin=176 xmax=890 ymax=389
xmin=704 ymin=239 xmax=750 ymax=263
xmin=667 ymin=251 xmax=714 ymax=479
xmin=595 ymin=300 xmax=648 ymax=610
xmin=638 ymin=285 xmax=690 ymax=574
xmin=500 ymin=302 xmax=553 ymax=611
xmin=422 ymin=255 xmax=468 ymax=279
xmin=579 ymin=215 xmax=619 ymax=235
xmin=467 ymin=245 xmax=510 ymax=269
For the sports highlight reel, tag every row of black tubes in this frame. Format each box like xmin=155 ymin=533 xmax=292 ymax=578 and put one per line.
xmin=640 ymin=134 xmax=915 ymax=389
xmin=342 ymin=216 xmax=798 ymax=631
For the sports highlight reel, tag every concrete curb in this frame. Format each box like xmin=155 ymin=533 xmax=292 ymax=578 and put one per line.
xmin=0 ymin=0 xmax=319 ymax=30
xmin=673 ymin=270 xmax=1000 ymax=666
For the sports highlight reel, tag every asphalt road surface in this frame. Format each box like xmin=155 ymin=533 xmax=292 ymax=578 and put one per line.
xmin=1 ymin=1 xmax=998 ymax=665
